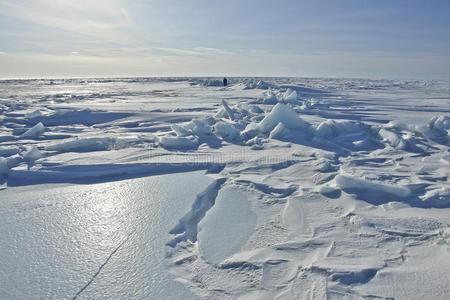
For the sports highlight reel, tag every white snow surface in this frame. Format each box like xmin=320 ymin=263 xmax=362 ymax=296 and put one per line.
xmin=197 ymin=186 xmax=257 ymax=264
xmin=0 ymin=77 xmax=449 ymax=299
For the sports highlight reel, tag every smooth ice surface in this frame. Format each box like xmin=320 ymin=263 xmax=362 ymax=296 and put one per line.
xmin=0 ymin=171 xmax=213 ymax=299
xmin=197 ymin=186 xmax=256 ymax=264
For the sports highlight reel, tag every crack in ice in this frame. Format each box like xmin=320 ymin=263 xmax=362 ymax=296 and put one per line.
xmin=72 ymin=230 xmax=134 ymax=300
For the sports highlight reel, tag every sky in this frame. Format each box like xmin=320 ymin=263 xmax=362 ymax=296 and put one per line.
xmin=0 ymin=0 xmax=449 ymax=79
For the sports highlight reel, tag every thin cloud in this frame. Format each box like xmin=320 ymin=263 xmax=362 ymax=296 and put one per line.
xmin=0 ymin=0 xmax=152 ymax=46
xmin=152 ymin=47 xmax=203 ymax=56
xmin=153 ymin=47 xmax=235 ymax=56
xmin=193 ymin=47 xmax=235 ymax=56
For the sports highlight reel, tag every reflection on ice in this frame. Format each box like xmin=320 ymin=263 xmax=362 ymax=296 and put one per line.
xmin=0 ymin=171 xmax=212 ymax=299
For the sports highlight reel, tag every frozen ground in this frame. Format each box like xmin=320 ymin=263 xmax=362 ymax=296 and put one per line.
xmin=0 ymin=77 xmax=449 ymax=299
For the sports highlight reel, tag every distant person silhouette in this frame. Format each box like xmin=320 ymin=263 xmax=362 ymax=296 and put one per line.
xmin=223 ymin=77 xmax=228 ymax=86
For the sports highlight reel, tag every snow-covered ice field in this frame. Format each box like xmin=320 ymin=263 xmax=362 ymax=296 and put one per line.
xmin=0 ymin=77 xmax=449 ymax=299
xmin=0 ymin=172 xmax=211 ymax=299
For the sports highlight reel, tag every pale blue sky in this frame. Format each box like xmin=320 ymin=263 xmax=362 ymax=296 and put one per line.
xmin=0 ymin=0 xmax=449 ymax=79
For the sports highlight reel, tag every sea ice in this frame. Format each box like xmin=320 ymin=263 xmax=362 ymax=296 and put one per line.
xmin=46 ymin=137 xmax=116 ymax=152
xmin=0 ymin=171 xmax=212 ymax=299
xmin=261 ymin=90 xmax=278 ymax=104
xmin=20 ymin=122 xmax=45 ymax=138
xmin=186 ymin=119 xmax=213 ymax=136
xmin=0 ymin=146 xmax=19 ymax=157
xmin=269 ymin=122 xmax=287 ymax=139
xmin=159 ymin=136 xmax=198 ymax=150
xmin=334 ymin=174 xmax=411 ymax=199
xmin=0 ymin=157 xmax=7 ymax=175
xmin=419 ymin=187 xmax=450 ymax=208
xmin=282 ymin=88 xmax=298 ymax=103
xmin=257 ymin=103 xmax=308 ymax=133
xmin=23 ymin=146 xmax=43 ymax=162
xmin=197 ymin=186 xmax=256 ymax=264
xmin=378 ymin=128 xmax=407 ymax=149
xmin=25 ymin=110 xmax=43 ymax=119
xmin=199 ymin=79 xmax=223 ymax=87
xmin=429 ymin=115 xmax=450 ymax=132
xmin=243 ymin=79 xmax=275 ymax=90
xmin=168 ymin=178 xmax=226 ymax=246
xmin=316 ymin=120 xmax=368 ymax=138
xmin=213 ymin=121 xmax=240 ymax=141
xmin=221 ymin=99 xmax=236 ymax=121
xmin=1 ymin=77 xmax=449 ymax=299
xmin=171 ymin=124 xmax=192 ymax=137
xmin=315 ymin=120 xmax=335 ymax=138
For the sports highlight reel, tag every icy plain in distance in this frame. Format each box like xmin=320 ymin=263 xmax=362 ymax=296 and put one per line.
xmin=0 ymin=77 xmax=449 ymax=299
